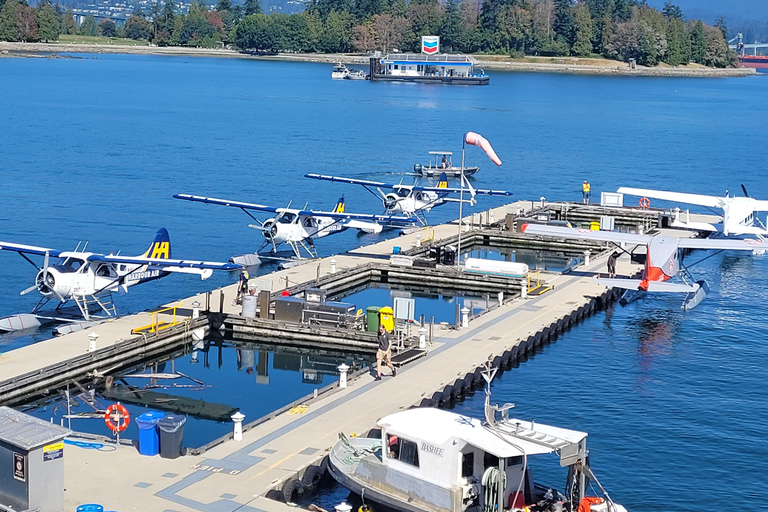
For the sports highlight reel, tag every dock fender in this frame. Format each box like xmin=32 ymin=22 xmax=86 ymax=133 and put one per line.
xmin=453 ymin=379 xmax=467 ymax=396
xmin=509 ymin=345 xmax=520 ymax=361
xmin=264 ymin=489 xmax=284 ymax=502
xmin=442 ymin=385 xmax=456 ymax=403
xmin=301 ymin=464 xmax=323 ymax=490
xmin=281 ymin=478 xmax=304 ymax=503
xmin=492 ymin=355 xmax=504 ymax=368
xmin=431 ymin=391 xmax=445 ymax=407
xmin=463 ymin=372 xmax=476 ymax=387
xmin=419 ymin=397 xmax=435 ymax=408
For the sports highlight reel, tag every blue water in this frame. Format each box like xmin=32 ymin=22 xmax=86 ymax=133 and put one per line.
xmin=2 ymin=54 xmax=768 ymax=510
xmin=20 ymin=338 xmax=372 ymax=449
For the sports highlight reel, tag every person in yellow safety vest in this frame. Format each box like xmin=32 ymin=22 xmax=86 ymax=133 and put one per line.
xmin=582 ymin=180 xmax=591 ymax=204
xmin=235 ymin=269 xmax=250 ymax=305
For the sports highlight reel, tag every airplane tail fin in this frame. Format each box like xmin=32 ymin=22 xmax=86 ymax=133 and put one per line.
xmin=437 ymin=172 xmax=448 ymax=188
xmin=333 ymin=195 xmax=346 ymax=214
xmin=141 ymin=228 xmax=172 ymax=259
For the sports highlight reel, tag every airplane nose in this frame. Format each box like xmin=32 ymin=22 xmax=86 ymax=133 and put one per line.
xmin=35 ymin=269 xmax=56 ymax=296
xmin=383 ymin=194 xmax=398 ymax=210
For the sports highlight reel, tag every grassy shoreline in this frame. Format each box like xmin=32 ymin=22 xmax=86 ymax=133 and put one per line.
xmin=0 ymin=41 xmax=755 ymax=77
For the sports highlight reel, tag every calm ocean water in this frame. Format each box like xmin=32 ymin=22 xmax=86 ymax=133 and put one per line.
xmin=1 ymin=55 xmax=767 ymax=510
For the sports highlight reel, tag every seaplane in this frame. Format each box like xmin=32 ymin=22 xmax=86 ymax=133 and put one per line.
xmin=618 ymin=185 xmax=768 ymax=240
xmin=0 ymin=228 xmax=239 ymax=334
xmin=304 ymin=172 xmax=513 ymax=224
xmin=173 ymin=193 xmax=419 ymax=260
xmin=521 ymin=223 xmax=765 ymax=310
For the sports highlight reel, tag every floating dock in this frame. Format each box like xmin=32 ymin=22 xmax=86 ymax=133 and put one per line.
xmin=0 ymin=200 xmax=719 ymax=512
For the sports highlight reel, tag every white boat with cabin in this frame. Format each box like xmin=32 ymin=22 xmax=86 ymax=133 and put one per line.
xmin=414 ymin=151 xmax=480 ymax=177
xmin=369 ymin=53 xmax=489 ymax=85
xmin=332 ymin=63 xmax=350 ymax=80
xmin=327 ymin=367 xmax=626 ymax=512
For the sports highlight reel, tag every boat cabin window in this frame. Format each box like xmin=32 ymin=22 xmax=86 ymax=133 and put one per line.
xmin=484 ymin=452 xmax=524 ymax=469
xmin=387 ymin=435 xmax=419 ymax=468
xmin=462 ymin=452 xmax=474 ymax=477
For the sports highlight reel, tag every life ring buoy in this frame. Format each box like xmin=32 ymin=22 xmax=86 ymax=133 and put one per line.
xmin=104 ymin=403 xmax=130 ymax=433
xmin=639 ymin=197 xmax=651 ymax=209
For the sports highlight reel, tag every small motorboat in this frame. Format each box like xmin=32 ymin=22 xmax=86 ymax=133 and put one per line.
xmin=331 ymin=63 xmax=350 ymax=80
xmin=328 ymin=366 xmax=627 ymax=512
xmin=415 ymin=151 xmax=479 ymax=177
xmin=345 ymin=68 xmax=368 ymax=80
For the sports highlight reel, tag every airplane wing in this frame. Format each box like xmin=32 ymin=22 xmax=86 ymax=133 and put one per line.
xmin=173 ymin=194 xmax=280 ymax=214
xmin=521 ymin=223 xmax=654 ymax=244
xmin=88 ymin=254 xmax=240 ymax=271
xmin=594 ymin=277 xmax=699 ymax=293
xmin=304 ymin=174 xmax=389 ymax=188
xmin=303 ymin=210 xmax=419 ymax=224
xmin=0 ymin=242 xmax=62 ymax=257
xmin=411 ymin=184 xmax=513 ymax=196
xmin=748 ymin=199 xmax=768 ymax=212
xmin=677 ymin=237 xmax=766 ymax=251
xmin=617 ymin=187 xmax=722 ymax=208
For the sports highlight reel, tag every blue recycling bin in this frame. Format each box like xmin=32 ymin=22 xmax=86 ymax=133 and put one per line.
xmin=76 ymin=505 xmax=103 ymax=512
xmin=136 ymin=411 xmax=165 ymax=456
xmin=393 ymin=246 xmax=401 ymax=254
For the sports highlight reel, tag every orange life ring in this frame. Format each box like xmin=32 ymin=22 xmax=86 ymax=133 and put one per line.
xmin=104 ymin=403 xmax=130 ymax=433
xmin=639 ymin=197 xmax=651 ymax=209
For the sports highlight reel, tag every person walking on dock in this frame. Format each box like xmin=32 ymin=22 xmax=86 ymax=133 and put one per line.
xmin=607 ymin=251 xmax=620 ymax=278
xmin=582 ymin=180 xmax=591 ymax=204
xmin=376 ymin=324 xmax=396 ymax=380
xmin=235 ymin=269 xmax=250 ymax=305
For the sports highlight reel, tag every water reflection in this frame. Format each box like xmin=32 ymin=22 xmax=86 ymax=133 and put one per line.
xmin=18 ymin=336 xmax=373 ymax=449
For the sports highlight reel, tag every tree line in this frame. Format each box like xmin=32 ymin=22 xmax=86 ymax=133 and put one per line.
xmin=0 ymin=0 xmax=737 ymax=68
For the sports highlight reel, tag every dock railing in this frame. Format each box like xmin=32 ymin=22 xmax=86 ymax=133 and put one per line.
xmin=131 ymin=302 xmax=184 ymax=335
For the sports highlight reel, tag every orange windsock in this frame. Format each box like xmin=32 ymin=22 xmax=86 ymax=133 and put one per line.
xmin=464 ymin=132 xmax=502 ymax=166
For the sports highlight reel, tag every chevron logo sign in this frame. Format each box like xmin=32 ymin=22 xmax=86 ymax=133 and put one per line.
xmin=422 ymin=36 xmax=440 ymax=55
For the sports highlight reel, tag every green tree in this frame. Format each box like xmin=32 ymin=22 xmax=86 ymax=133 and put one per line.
xmin=244 ymin=0 xmax=261 ymax=16
xmin=664 ymin=15 xmax=687 ymax=65
xmin=124 ymin=14 xmax=151 ymax=39
xmin=37 ymin=2 xmax=59 ymax=41
xmin=552 ymin=0 xmax=574 ymax=47
xmin=571 ymin=1 xmax=592 ymax=56
xmin=99 ymin=18 xmax=117 ymax=37
xmin=0 ymin=0 xmax=21 ymax=41
xmin=79 ymin=15 xmax=97 ymax=36
xmin=318 ymin=8 xmax=354 ymax=52
xmin=662 ymin=2 xmax=682 ymax=20
xmin=439 ymin=0 xmax=462 ymax=51
xmin=689 ymin=19 xmax=705 ymax=64
xmin=155 ymin=0 xmax=176 ymax=45
xmin=353 ymin=0 xmax=383 ymax=22
xmin=714 ymin=15 xmax=727 ymax=40
xmin=61 ymin=7 xmax=76 ymax=34
xmin=234 ymin=13 xmax=276 ymax=51
xmin=179 ymin=1 xmax=214 ymax=46
xmin=216 ymin=0 xmax=232 ymax=11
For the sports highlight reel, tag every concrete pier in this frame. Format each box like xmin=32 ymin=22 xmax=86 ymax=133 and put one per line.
xmin=0 ymin=199 xmax=678 ymax=511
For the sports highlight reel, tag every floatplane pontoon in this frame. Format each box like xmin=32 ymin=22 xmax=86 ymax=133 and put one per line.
xmin=328 ymin=366 xmax=627 ymax=512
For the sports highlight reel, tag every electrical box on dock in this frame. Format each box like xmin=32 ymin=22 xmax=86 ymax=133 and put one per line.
xmin=0 ymin=407 xmax=71 ymax=512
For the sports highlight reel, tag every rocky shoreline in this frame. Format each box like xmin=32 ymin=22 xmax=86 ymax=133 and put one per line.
xmin=0 ymin=42 xmax=755 ymax=77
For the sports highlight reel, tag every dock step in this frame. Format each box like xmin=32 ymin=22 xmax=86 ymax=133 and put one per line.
xmin=391 ymin=348 xmax=427 ymax=367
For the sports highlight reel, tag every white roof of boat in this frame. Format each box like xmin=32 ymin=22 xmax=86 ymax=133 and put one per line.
xmin=378 ymin=408 xmax=587 ymax=458
xmin=428 ymin=151 xmax=453 ymax=155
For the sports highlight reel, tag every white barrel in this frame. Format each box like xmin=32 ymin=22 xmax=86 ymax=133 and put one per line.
xmin=464 ymin=258 xmax=528 ymax=278
xmin=241 ymin=295 xmax=258 ymax=318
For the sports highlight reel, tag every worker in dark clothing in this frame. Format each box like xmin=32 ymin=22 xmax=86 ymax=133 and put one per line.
xmin=375 ymin=324 xmax=396 ymax=380
xmin=607 ymin=251 xmax=620 ymax=278
xmin=235 ymin=269 xmax=250 ymax=305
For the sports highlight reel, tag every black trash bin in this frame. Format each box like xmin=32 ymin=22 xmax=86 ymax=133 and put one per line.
xmin=158 ymin=414 xmax=186 ymax=459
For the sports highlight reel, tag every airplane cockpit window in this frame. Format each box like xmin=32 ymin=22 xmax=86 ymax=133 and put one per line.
xmin=396 ymin=189 xmax=409 ymax=198
xmin=304 ymin=218 xmax=314 ymax=227
xmin=60 ymin=258 xmax=84 ymax=272
xmin=279 ymin=213 xmax=296 ymax=224
xmin=96 ymin=265 xmax=116 ymax=278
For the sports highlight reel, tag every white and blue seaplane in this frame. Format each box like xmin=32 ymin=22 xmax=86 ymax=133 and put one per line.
xmin=304 ymin=172 xmax=513 ymax=224
xmin=618 ymin=185 xmax=768 ymax=242
xmin=521 ymin=223 xmax=765 ymax=310
xmin=0 ymin=228 xmax=239 ymax=334
xmin=173 ymin=194 xmax=419 ymax=261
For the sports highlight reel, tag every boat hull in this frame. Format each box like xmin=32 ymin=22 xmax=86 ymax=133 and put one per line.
xmin=418 ymin=166 xmax=479 ymax=177
xmin=738 ymin=56 xmax=768 ymax=69
xmin=371 ymin=74 xmax=489 ymax=86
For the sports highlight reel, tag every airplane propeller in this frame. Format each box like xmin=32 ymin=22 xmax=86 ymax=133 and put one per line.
xmin=741 ymin=184 xmax=749 ymax=198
